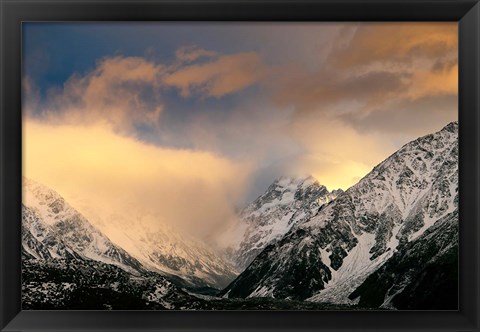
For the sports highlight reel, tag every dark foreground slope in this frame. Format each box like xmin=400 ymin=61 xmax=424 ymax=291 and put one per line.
xmin=22 ymin=256 xmax=207 ymax=310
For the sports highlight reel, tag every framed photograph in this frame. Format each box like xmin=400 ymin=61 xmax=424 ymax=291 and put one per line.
xmin=1 ymin=0 xmax=479 ymax=331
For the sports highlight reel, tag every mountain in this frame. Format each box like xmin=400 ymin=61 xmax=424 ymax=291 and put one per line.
xmin=222 ymin=175 xmax=342 ymax=271
xmin=21 ymin=180 xmax=354 ymax=310
xmin=22 ymin=181 xmax=210 ymax=310
xmin=23 ymin=177 xmax=237 ymax=291
xmin=23 ymin=178 xmax=144 ymax=274
xmin=219 ymin=122 xmax=458 ymax=308
xmin=70 ymin=203 xmax=238 ymax=290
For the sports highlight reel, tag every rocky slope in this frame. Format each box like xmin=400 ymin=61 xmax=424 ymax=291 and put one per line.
xmin=349 ymin=209 xmax=458 ymax=309
xmin=22 ymin=256 xmax=207 ymax=310
xmin=220 ymin=122 xmax=458 ymax=308
xmin=222 ymin=176 xmax=342 ymax=271
xmin=71 ymin=205 xmax=238 ymax=290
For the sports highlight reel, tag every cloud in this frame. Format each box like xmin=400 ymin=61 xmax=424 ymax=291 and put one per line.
xmin=284 ymin=115 xmax=396 ymax=190
xmin=277 ymin=23 xmax=457 ymax=106
xmin=33 ymin=56 xmax=165 ymax=135
xmin=329 ymin=23 xmax=457 ymax=68
xmin=274 ymin=68 xmax=410 ymax=112
xmin=28 ymin=49 xmax=269 ymax=138
xmin=22 ymin=76 xmax=41 ymax=112
xmin=274 ymin=24 xmax=458 ymax=187
xmin=406 ymin=63 xmax=458 ymax=100
xmin=225 ymin=112 xmax=400 ymax=192
xmin=270 ymin=22 xmax=458 ymax=139
xmin=22 ymin=51 xmax=267 ymax=240
xmin=23 ymin=119 xmax=252 ymax=238
xmin=164 ymin=52 xmax=268 ymax=98
xmin=175 ymin=45 xmax=217 ymax=63
xmin=340 ymin=94 xmax=458 ymax=137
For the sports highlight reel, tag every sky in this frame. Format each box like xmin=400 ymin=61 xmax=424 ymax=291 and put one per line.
xmin=22 ymin=22 xmax=458 ymax=239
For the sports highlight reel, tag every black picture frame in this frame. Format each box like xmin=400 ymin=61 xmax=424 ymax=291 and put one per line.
xmin=1 ymin=0 xmax=479 ymax=331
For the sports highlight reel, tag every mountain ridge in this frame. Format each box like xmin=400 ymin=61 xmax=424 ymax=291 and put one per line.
xmin=219 ymin=121 xmax=458 ymax=308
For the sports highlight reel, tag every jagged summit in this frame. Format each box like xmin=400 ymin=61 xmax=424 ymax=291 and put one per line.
xmin=442 ymin=120 xmax=458 ymax=132
xmin=370 ymin=121 xmax=458 ymax=177
xmin=270 ymin=174 xmax=343 ymax=194
xmin=222 ymin=175 xmax=342 ymax=271
xmin=272 ymin=174 xmax=319 ymax=187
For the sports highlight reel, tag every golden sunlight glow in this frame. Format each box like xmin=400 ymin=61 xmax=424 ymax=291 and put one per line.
xmin=23 ymin=119 xmax=252 ymax=237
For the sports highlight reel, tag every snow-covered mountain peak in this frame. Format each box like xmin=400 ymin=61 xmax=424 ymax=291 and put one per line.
xmin=23 ymin=177 xmax=70 ymax=226
xmin=244 ymin=175 xmax=332 ymax=216
xmin=273 ymin=175 xmax=320 ymax=190
xmin=222 ymin=175 xmax=342 ymax=271
xmin=345 ymin=121 xmax=458 ymax=237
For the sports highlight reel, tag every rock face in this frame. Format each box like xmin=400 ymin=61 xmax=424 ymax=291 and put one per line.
xmin=223 ymin=176 xmax=342 ymax=271
xmin=220 ymin=122 xmax=458 ymax=308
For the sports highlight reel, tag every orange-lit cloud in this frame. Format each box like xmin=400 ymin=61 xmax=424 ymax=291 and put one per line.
xmin=23 ymin=119 xmax=252 ymax=238
xmin=164 ymin=52 xmax=268 ymax=98
xmin=271 ymin=22 xmax=458 ymax=143
xmin=329 ymin=23 xmax=457 ymax=68
xmin=284 ymin=115 xmax=397 ymax=190
xmin=35 ymin=56 xmax=165 ymax=134
xmin=406 ymin=63 xmax=458 ymax=100
xmin=273 ymin=67 xmax=409 ymax=112
xmin=31 ymin=49 xmax=270 ymax=137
